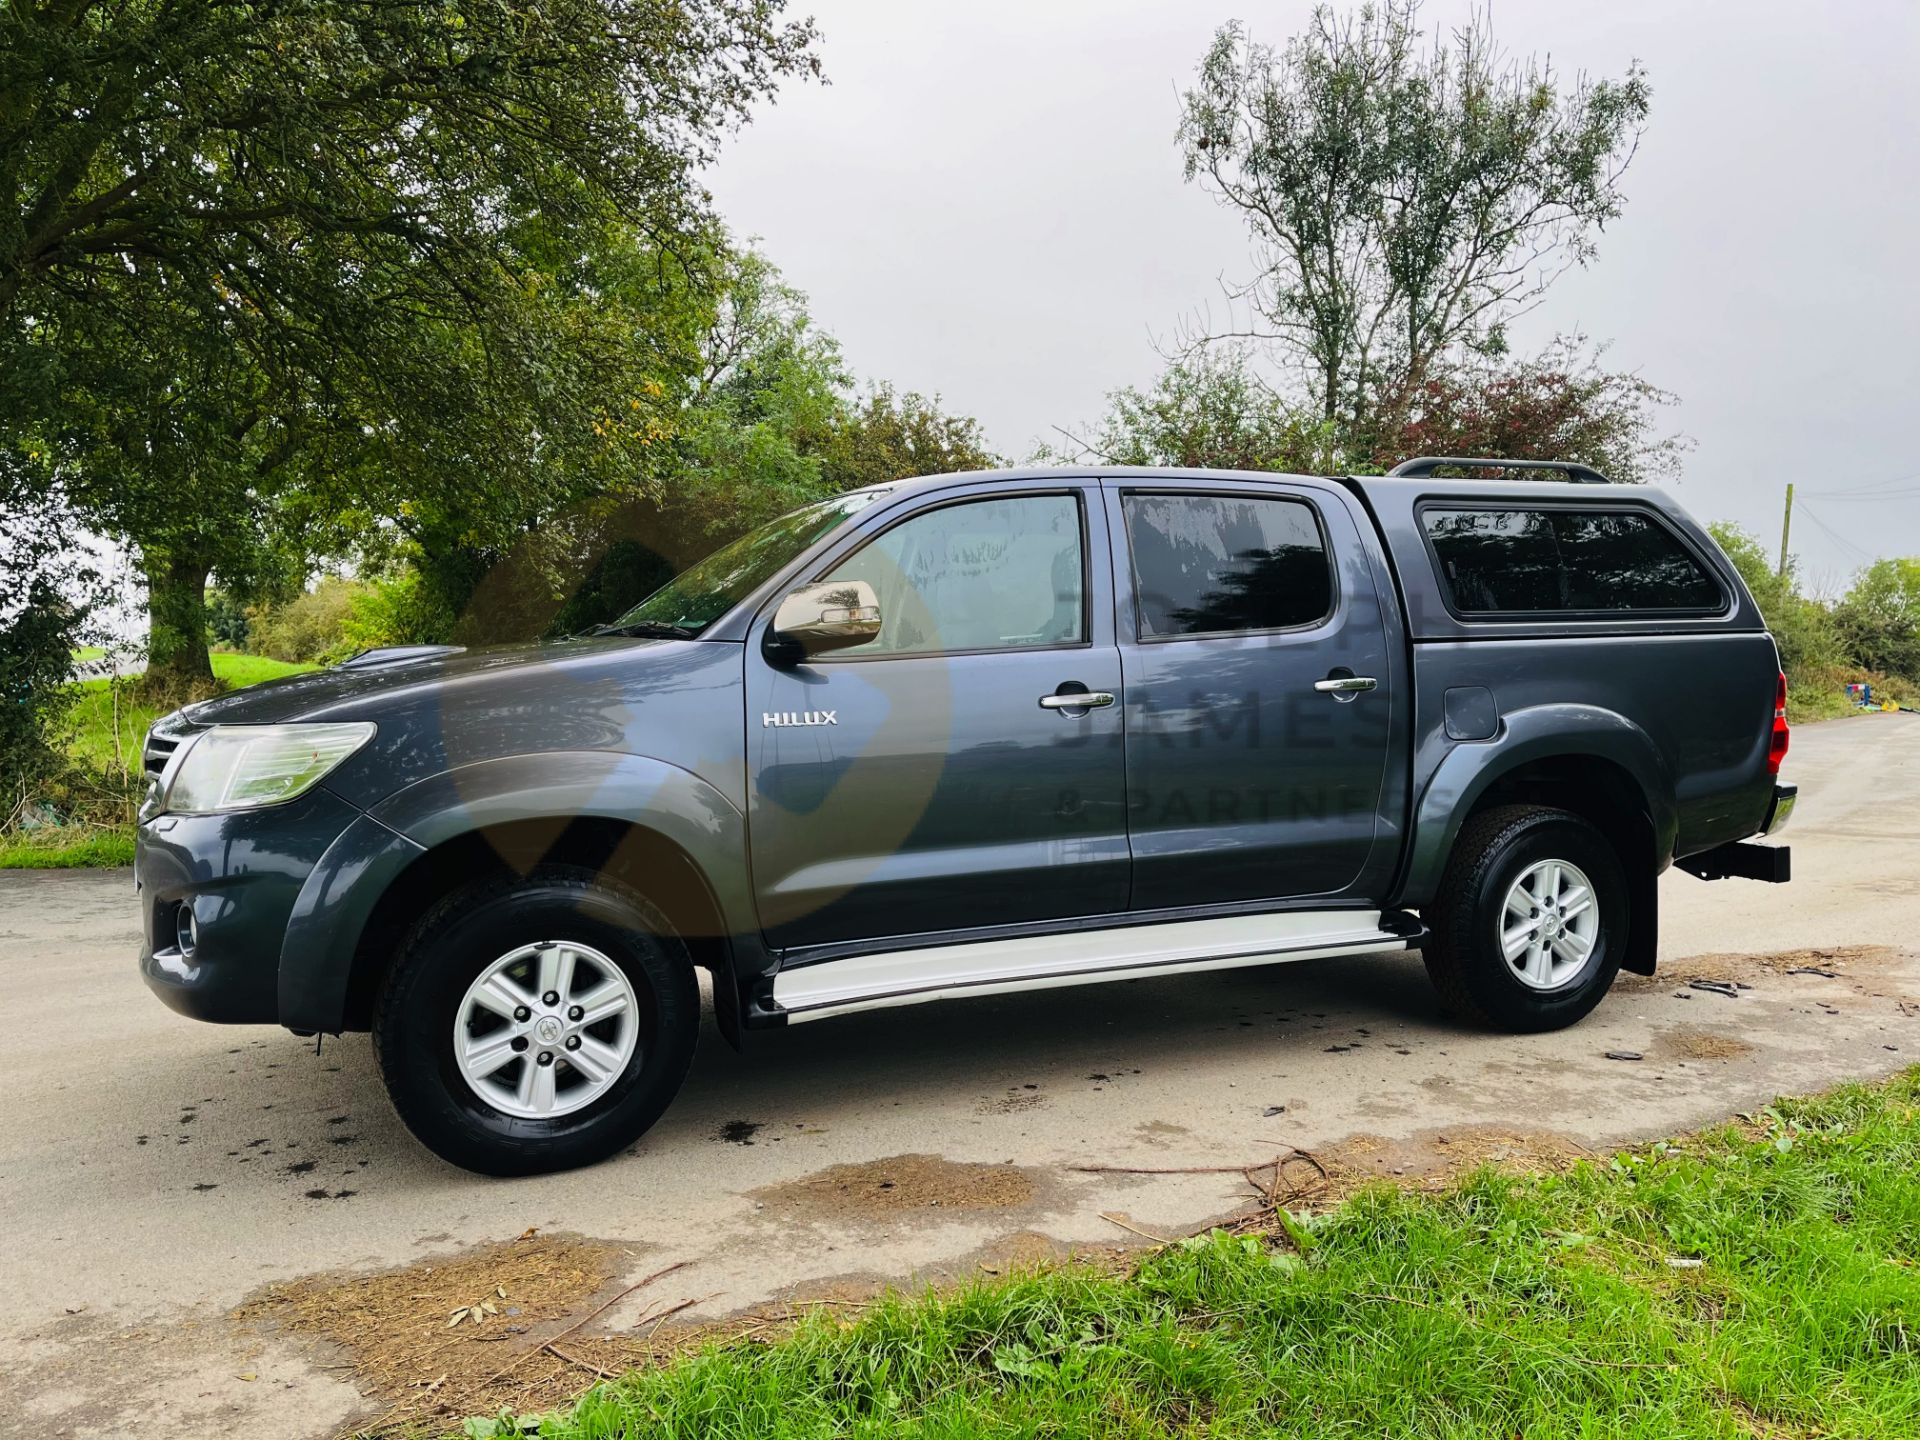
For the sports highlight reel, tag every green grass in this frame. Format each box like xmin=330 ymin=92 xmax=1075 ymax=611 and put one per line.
xmin=0 ymin=828 xmax=136 ymax=868
xmin=65 ymin=652 xmax=317 ymax=774
xmin=466 ymin=1071 xmax=1920 ymax=1440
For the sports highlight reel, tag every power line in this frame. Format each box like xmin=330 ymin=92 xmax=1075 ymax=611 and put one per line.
xmin=1799 ymin=490 xmax=1920 ymax=503
xmin=1803 ymin=470 xmax=1920 ymax=499
xmin=1792 ymin=501 xmax=1878 ymax=568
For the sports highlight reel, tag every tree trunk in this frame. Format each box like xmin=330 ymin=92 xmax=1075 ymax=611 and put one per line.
xmin=142 ymin=551 xmax=215 ymax=696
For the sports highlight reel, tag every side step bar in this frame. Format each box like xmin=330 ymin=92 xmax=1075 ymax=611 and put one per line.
xmin=771 ymin=910 xmax=1420 ymax=1023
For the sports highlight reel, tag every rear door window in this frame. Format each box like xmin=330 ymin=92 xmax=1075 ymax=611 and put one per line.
xmin=1122 ymin=493 xmax=1334 ymax=638
xmin=1423 ymin=506 xmax=1723 ymax=615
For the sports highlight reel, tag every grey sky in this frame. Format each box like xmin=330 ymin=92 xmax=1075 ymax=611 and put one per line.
xmin=711 ymin=0 xmax=1920 ymax=591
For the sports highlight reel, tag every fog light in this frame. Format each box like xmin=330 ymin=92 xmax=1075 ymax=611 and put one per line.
xmin=175 ymin=903 xmax=198 ymax=956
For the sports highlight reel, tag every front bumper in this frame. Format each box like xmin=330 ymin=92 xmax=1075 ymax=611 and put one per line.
xmin=136 ymin=788 xmax=363 ymax=1024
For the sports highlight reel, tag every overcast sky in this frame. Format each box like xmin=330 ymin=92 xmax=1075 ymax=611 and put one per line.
xmin=710 ymin=0 xmax=1920 ymax=592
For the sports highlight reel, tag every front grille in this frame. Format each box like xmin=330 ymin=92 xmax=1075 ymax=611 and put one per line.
xmin=143 ymin=712 xmax=203 ymax=779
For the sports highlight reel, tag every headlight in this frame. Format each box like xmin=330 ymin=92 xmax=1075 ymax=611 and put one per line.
xmin=163 ymin=723 xmax=376 ymax=815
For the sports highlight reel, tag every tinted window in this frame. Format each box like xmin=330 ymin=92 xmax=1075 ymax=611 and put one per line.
xmin=819 ymin=494 xmax=1084 ymax=655
xmin=1424 ymin=507 xmax=1723 ymax=614
xmin=1124 ymin=493 xmax=1333 ymax=637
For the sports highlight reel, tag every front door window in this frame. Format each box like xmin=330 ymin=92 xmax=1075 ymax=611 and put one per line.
xmin=817 ymin=494 xmax=1085 ymax=657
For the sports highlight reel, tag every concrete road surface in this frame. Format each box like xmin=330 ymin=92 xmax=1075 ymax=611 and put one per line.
xmin=5 ymin=714 xmax=1919 ymax=1438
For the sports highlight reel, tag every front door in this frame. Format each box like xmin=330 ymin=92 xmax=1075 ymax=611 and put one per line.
xmin=1108 ymin=479 xmax=1395 ymax=911
xmin=748 ymin=485 xmax=1129 ymax=951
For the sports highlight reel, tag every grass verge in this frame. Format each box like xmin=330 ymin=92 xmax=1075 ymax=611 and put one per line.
xmin=0 ymin=827 xmax=136 ymax=869
xmin=459 ymin=1070 xmax=1920 ymax=1440
xmin=1785 ymin=663 xmax=1919 ymax=724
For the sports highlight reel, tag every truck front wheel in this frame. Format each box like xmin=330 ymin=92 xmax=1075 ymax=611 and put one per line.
xmin=1421 ymin=805 xmax=1628 ymax=1032
xmin=373 ymin=866 xmax=699 ymax=1176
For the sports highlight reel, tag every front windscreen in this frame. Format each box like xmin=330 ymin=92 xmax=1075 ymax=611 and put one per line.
xmin=606 ymin=488 xmax=892 ymax=635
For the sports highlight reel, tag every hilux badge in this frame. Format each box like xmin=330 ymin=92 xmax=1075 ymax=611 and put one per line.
xmin=762 ymin=710 xmax=838 ymax=728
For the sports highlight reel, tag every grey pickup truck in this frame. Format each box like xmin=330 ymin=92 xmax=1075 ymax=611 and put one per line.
xmin=137 ymin=457 xmax=1796 ymax=1174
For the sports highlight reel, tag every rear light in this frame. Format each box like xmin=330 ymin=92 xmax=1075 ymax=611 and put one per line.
xmin=1767 ymin=671 xmax=1790 ymax=775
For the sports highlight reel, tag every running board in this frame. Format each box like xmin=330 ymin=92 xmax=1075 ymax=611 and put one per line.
xmin=771 ymin=910 xmax=1416 ymax=1023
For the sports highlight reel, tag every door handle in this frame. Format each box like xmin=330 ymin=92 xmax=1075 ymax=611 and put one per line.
xmin=1313 ymin=676 xmax=1378 ymax=694
xmin=1039 ymin=691 xmax=1116 ymax=710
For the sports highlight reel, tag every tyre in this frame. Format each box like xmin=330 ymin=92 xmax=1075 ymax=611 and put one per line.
xmin=373 ymin=866 xmax=698 ymax=1176
xmin=1420 ymin=804 xmax=1628 ymax=1032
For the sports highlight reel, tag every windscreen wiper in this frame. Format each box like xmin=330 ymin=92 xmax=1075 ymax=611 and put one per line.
xmin=580 ymin=620 xmax=699 ymax=640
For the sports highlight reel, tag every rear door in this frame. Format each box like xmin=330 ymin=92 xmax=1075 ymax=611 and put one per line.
xmin=1105 ymin=478 xmax=1395 ymax=910
xmin=747 ymin=482 xmax=1130 ymax=950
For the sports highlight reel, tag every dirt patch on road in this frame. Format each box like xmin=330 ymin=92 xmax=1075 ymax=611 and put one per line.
xmin=1661 ymin=1029 xmax=1757 ymax=1061
xmin=233 ymin=1232 xmax=682 ymax=1435
xmin=755 ymin=1154 xmax=1037 ymax=1221
xmin=1618 ymin=944 xmax=1899 ymax=992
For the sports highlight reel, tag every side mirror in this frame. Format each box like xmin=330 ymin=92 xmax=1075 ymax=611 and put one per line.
xmin=767 ymin=580 xmax=882 ymax=663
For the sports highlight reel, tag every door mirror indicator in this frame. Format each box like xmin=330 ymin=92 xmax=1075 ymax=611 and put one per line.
xmin=768 ymin=580 xmax=883 ymax=663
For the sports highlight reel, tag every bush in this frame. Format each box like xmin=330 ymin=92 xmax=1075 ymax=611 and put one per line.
xmin=338 ymin=569 xmax=457 ymax=657
xmin=245 ymin=576 xmax=368 ymax=663
xmin=1709 ymin=522 xmax=1920 ymax=719
xmin=205 ymin=587 xmax=251 ymax=649
xmin=1835 ymin=558 xmax=1920 ymax=680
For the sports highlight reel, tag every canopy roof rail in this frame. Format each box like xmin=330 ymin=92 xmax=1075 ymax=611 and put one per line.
xmin=1386 ymin=456 xmax=1612 ymax=485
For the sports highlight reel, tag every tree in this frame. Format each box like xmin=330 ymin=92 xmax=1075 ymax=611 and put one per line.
xmin=820 ymin=385 xmax=1001 ymax=492
xmin=1048 ymin=350 xmax=1339 ymax=473
xmin=0 ymin=463 xmax=97 ymax=824
xmin=1178 ymin=2 xmax=1649 ymax=437
xmin=33 ymin=271 xmax=313 ymax=690
xmin=1362 ymin=337 xmax=1686 ymax=484
xmin=541 ymin=255 xmax=1003 ymax=638
xmin=1 ymin=2 xmax=818 ymax=329
xmin=1709 ymin=522 xmax=1841 ymax=684
xmin=338 ymin=216 xmax=724 ymax=647
xmin=3 ymin=1 xmax=820 ymax=686
xmin=1836 ymin=558 xmax=1920 ymax=681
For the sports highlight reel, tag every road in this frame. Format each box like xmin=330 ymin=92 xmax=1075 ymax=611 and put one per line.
xmin=5 ymin=713 xmax=1919 ymax=1438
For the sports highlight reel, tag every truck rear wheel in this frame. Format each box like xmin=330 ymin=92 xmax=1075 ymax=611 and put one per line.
xmin=1421 ymin=805 xmax=1627 ymax=1032
xmin=373 ymin=866 xmax=698 ymax=1176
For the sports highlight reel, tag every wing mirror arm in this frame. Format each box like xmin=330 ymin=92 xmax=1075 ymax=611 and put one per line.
xmin=764 ymin=580 xmax=883 ymax=667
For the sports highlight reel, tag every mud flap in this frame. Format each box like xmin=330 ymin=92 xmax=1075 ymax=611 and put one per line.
xmin=1622 ymin=860 xmax=1658 ymax=976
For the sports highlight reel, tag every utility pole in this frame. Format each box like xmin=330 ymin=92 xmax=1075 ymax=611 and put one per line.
xmin=1777 ymin=481 xmax=1794 ymax=578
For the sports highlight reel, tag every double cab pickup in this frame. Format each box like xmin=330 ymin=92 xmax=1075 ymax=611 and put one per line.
xmin=137 ymin=458 xmax=1796 ymax=1173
